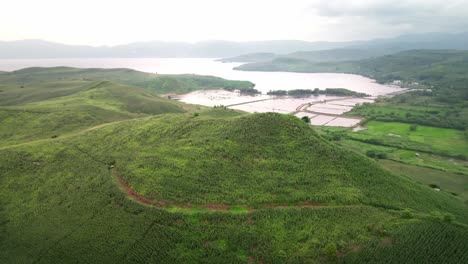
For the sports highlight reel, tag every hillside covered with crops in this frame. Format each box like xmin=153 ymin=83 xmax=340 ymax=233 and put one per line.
xmin=1 ymin=67 xmax=468 ymax=263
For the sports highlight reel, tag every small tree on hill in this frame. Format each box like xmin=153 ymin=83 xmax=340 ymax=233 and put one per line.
xmin=301 ymin=116 xmax=310 ymax=124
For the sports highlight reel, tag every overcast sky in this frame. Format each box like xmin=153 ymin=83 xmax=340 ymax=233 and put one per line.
xmin=1 ymin=0 xmax=467 ymax=46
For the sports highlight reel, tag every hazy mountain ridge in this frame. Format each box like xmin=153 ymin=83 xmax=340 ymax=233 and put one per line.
xmin=2 ymin=32 xmax=467 ymax=59
xmin=0 ymin=39 xmax=353 ymax=58
xmin=220 ymin=32 xmax=468 ymax=63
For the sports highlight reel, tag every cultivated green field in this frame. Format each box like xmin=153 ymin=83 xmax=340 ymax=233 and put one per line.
xmin=2 ymin=110 xmax=468 ymax=263
xmin=54 ymin=113 xmax=467 ymax=215
xmin=337 ymin=139 xmax=468 ymax=176
xmin=350 ymin=121 xmax=468 ymax=158
xmin=379 ymin=159 xmax=468 ymax=201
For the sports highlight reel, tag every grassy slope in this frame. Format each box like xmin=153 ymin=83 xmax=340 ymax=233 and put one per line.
xmin=1 ymin=110 xmax=468 ymax=263
xmin=0 ymin=67 xmax=254 ymax=147
xmin=337 ymin=139 xmax=468 ymax=176
xmin=57 ymin=113 xmax=468 ymax=219
xmin=320 ymin=122 xmax=468 ymax=204
xmin=0 ymin=80 xmax=185 ymax=147
xmin=343 ymin=221 xmax=468 ymax=263
xmin=346 ymin=94 xmax=468 ymax=130
xmin=236 ymin=49 xmax=466 ymax=78
xmin=379 ymin=159 xmax=468 ymax=202
xmin=1 ymin=66 xmax=254 ymax=95
xmin=237 ymin=50 xmax=468 ymax=101
xmin=349 ymin=121 xmax=468 ymax=158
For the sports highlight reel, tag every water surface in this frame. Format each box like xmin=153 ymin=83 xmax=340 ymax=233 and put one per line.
xmin=0 ymin=58 xmax=402 ymax=96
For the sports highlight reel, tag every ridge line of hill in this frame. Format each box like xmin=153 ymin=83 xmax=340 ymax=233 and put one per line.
xmin=0 ymin=118 xmax=135 ymax=150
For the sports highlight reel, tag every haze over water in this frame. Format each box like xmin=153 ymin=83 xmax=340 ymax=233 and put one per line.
xmin=0 ymin=58 xmax=403 ymax=96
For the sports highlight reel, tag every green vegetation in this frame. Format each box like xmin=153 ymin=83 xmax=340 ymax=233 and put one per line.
xmin=58 ymin=112 xmax=468 ymax=214
xmin=217 ymin=52 xmax=277 ymax=63
xmin=336 ymin=138 xmax=468 ymax=176
xmin=2 ymin=110 xmax=468 ymax=263
xmin=248 ymin=49 xmax=468 ymax=207
xmin=237 ymin=50 xmax=468 ymax=111
xmin=0 ymin=67 xmax=253 ymax=146
xmin=1 ymin=66 xmax=468 ymax=263
xmin=343 ymin=221 xmax=468 ymax=263
xmin=0 ymin=81 xmax=184 ymax=147
xmin=348 ymin=92 xmax=468 ymax=130
xmin=237 ymin=57 xmax=318 ymax=72
xmin=301 ymin=116 xmax=310 ymax=123
xmin=378 ymin=160 xmax=468 ymax=201
xmin=267 ymin=88 xmax=369 ymax=97
xmin=318 ymin=123 xmax=468 ymax=204
xmin=218 ymin=49 xmax=384 ymax=64
xmin=348 ymin=121 xmax=468 ymax=159
xmin=0 ymin=66 xmax=254 ymax=96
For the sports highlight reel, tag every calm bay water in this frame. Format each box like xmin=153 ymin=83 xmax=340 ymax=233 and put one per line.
xmin=0 ymin=58 xmax=402 ymax=96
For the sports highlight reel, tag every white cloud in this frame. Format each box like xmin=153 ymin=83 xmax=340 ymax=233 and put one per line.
xmin=0 ymin=0 xmax=466 ymax=45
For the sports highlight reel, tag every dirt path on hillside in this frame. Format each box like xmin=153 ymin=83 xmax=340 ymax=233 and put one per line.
xmin=111 ymin=167 xmax=323 ymax=212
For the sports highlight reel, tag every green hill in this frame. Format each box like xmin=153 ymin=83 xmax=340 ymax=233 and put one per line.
xmin=219 ymin=48 xmax=388 ymax=64
xmin=1 ymin=66 xmax=255 ymax=96
xmin=0 ymin=67 xmax=254 ymax=147
xmin=217 ymin=52 xmax=278 ymax=62
xmin=63 ymin=113 xmax=467 ymax=217
xmin=0 ymin=80 xmax=185 ymax=147
xmin=236 ymin=50 xmax=468 ymax=101
xmin=1 ymin=110 xmax=467 ymax=263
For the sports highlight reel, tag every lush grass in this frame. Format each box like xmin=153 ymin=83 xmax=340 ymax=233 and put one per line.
xmin=343 ymin=220 xmax=468 ymax=263
xmin=52 ymin=113 xmax=468 ymax=220
xmin=0 ymin=66 xmax=255 ymax=96
xmin=1 ymin=110 xmax=467 ymax=263
xmin=347 ymin=95 xmax=468 ymax=130
xmin=378 ymin=159 xmax=468 ymax=201
xmin=337 ymin=139 xmax=468 ymax=176
xmin=392 ymin=149 xmax=468 ymax=175
xmin=349 ymin=121 xmax=468 ymax=159
xmin=0 ymin=81 xmax=186 ymax=147
xmin=0 ymin=67 xmax=255 ymax=147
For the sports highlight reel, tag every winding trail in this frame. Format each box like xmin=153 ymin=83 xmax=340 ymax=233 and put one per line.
xmin=110 ymin=167 xmax=322 ymax=212
xmin=112 ymin=168 xmax=156 ymax=206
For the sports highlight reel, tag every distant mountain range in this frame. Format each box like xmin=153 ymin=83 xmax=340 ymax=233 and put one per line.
xmin=221 ymin=32 xmax=468 ymax=63
xmin=1 ymin=32 xmax=467 ymax=59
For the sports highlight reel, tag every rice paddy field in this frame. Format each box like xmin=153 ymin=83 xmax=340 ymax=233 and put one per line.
xmin=178 ymin=90 xmax=372 ymax=127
